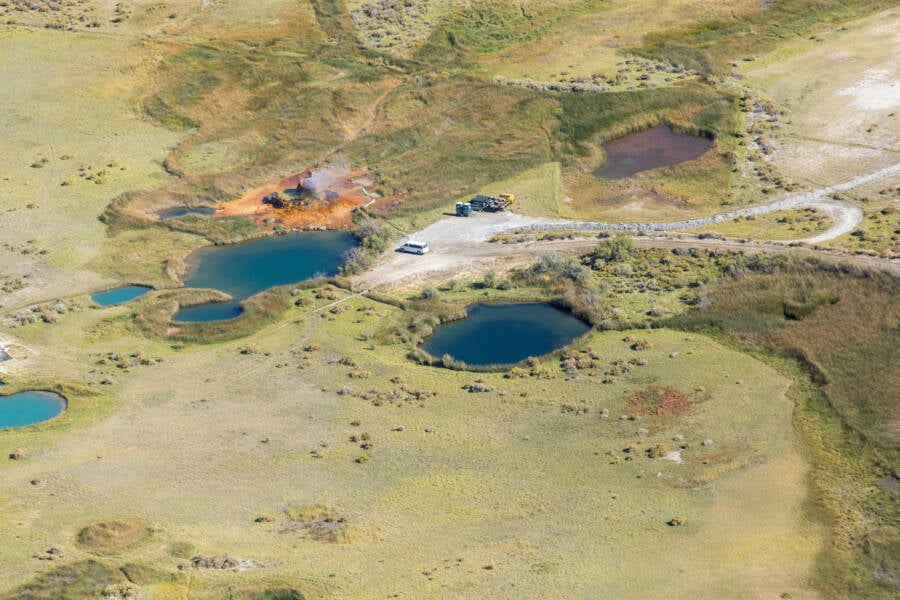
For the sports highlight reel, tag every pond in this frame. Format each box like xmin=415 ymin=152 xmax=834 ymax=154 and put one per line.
xmin=157 ymin=206 xmax=217 ymax=219
xmin=0 ymin=391 xmax=67 ymax=428
xmin=91 ymin=285 xmax=153 ymax=306
xmin=594 ymin=124 xmax=712 ymax=180
xmin=173 ymin=231 xmax=357 ymax=323
xmin=421 ymin=303 xmax=591 ymax=367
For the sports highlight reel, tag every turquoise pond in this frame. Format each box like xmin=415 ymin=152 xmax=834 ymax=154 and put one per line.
xmin=92 ymin=285 xmax=153 ymax=306
xmin=594 ymin=124 xmax=712 ymax=180
xmin=173 ymin=231 xmax=357 ymax=323
xmin=0 ymin=391 xmax=67 ymax=428
xmin=421 ymin=303 xmax=591 ymax=366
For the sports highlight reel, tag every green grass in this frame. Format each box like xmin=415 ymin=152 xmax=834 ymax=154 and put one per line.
xmin=164 ymin=214 xmax=261 ymax=245
xmin=131 ymin=278 xmax=354 ymax=343
xmin=556 ymin=81 xmax=735 ymax=146
xmin=142 ymin=95 xmax=199 ymax=132
xmin=2 ymin=560 xmax=125 ymax=600
xmin=414 ymin=0 xmax=606 ymax=64
xmin=637 ymin=0 xmax=894 ymax=74
xmin=692 ymin=208 xmax=832 ymax=241
xmin=440 ymin=2 xmax=545 ymax=54
xmin=347 ymin=76 xmax=558 ymax=213
xmin=88 ymin=228 xmax=207 ymax=289
xmin=477 ymin=161 xmax=562 ymax=218
xmin=255 ymin=590 xmax=305 ymax=600
xmin=665 ymin=267 xmax=900 ymax=598
xmin=0 ymin=273 xmax=824 ymax=598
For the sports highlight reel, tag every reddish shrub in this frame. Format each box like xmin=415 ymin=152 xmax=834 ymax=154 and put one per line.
xmin=626 ymin=386 xmax=689 ymax=416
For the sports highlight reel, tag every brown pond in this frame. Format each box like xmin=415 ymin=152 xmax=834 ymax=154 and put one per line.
xmin=594 ymin=124 xmax=712 ymax=180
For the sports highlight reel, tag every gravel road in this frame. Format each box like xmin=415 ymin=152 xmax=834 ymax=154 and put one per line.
xmin=355 ymin=163 xmax=899 ymax=289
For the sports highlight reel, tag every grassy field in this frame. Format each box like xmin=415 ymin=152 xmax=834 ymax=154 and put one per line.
xmin=738 ymin=7 xmax=899 ymax=254
xmin=667 ymin=269 xmax=900 ymax=598
xmin=1 ymin=282 xmax=824 ymax=599
xmin=0 ymin=27 xmax=181 ymax=309
xmin=637 ymin=0 xmax=894 ymax=75
xmin=479 ymin=0 xmax=759 ymax=82
xmin=1 ymin=1 xmax=897 ymax=598
xmin=693 ymin=208 xmax=832 ymax=241
xmin=100 ymin=0 xmax=753 ymax=225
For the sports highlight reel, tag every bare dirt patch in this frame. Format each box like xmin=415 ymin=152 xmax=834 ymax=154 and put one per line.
xmin=742 ymin=8 xmax=900 ymax=186
xmin=626 ymin=385 xmax=690 ymax=417
xmin=216 ymin=165 xmax=387 ymax=231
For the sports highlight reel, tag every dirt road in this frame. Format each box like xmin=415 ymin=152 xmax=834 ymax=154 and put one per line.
xmin=355 ymin=163 xmax=899 ymax=289
xmin=354 ymin=222 xmax=898 ymax=290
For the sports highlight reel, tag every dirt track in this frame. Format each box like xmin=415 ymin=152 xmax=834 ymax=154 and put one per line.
xmin=355 ymin=163 xmax=900 ymax=290
xmin=354 ymin=225 xmax=899 ymax=290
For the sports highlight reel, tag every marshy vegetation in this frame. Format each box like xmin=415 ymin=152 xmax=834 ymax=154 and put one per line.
xmin=133 ymin=278 xmax=352 ymax=343
xmin=636 ymin=0 xmax=895 ymax=74
xmin=666 ymin=266 xmax=899 ymax=598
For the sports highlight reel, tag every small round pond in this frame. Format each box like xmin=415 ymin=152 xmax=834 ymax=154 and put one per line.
xmin=594 ymin=124 xmax=712 ymax=180
xmin=421 ymin=303 xmax=591 ymax=367
xmin=173 ymin=231 xmax=357 ymax=323
xmin=0 ymin=391 xmax=67 ymax=428
xmin=92 ymin=285 xmax=153 ymax=307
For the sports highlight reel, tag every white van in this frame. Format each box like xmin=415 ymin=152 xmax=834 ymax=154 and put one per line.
xmin=400 ymin=240 xmax=430 ymax=255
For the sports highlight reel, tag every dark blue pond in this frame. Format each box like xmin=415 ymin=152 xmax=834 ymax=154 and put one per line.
xmin=92 ymin=285 xmax=153 ymax=306
xmin=594 ymin=124 xmax=712 ymax=180
xmin=0 ymin=391 xmax=67 ymax=428
xmin=158 ymin=206 xmax=216 ymax=219
xmin=173 ymin=231 xmax=357 ymax=323
xmin=421 ymin=303 xmax=591 ymax=366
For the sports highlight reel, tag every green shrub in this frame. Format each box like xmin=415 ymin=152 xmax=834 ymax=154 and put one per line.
xmin=257 ymin=590 xmax=305 ymax=600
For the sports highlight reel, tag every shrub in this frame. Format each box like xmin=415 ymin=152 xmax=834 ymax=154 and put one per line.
xmin=531 ymin=251 xmax=589 ymax=283
xmin=338 ymin=355 xmax=358 ymax=367
xmin=647 ymin=444 xmax=669 ymax=458
xmin=631 ymin=339 xmax=651 ymax=351
xmin=285 ymin=504 xmax=335 ymax=523
xmin=505 ymin=366 xmax=528 ymax=378
xmin=257 ymin=590 xmax=305 ymax=600
xmin=593 ymin=234 xmax=633 ymax=263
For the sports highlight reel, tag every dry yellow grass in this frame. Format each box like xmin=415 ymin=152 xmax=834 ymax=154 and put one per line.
xmin=3 ymin=3 xmax=887 ymax=598
xmin=480 ymin=0 xmax=762 ymax=81
xmin=0 ymin=289 xmax=825 ymax=598
xmin=0 ymin=27 xmax=181 ymax=309
xmin=742 ymin=8 xmax=900 ymax=188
